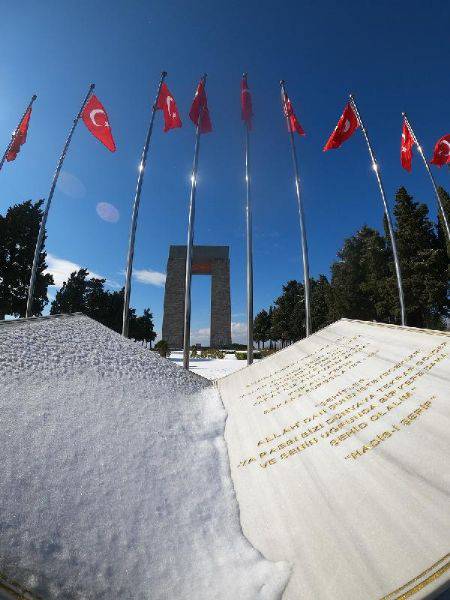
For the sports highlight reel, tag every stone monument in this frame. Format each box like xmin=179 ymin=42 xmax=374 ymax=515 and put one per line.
xmin=217 ymin=319 xmax=450 ymax=599
xmin=162 ymin=245 xmax=232 ymax=348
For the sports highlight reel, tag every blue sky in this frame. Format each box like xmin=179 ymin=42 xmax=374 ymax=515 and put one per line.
xmin=1 ymin=0 xmax=449 ymax=343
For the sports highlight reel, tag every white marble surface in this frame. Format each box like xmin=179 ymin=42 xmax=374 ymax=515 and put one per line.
xmin=217 ymin=319 xmax=450 ymax=599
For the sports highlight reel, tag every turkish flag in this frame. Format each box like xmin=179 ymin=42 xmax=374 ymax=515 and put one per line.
xmin=189 ymin=79 xmax=212 ymax=134
xmin=81 ymin=95 xmax=116 ymax=152
xmin=283 ymin=93 xmax=305 ymax=136
xmin=6 ymin=108 xmax=32 ymax=162
xmin=430 ymin=134 xmax=450 ymax=167
xmin=323 ymin=102 xmax=359 ymax=151
xmin=156 ymin=83 xmax=182 ymax=132
xmin=241 ymin=74 xmax=253 ymax=129
xmin=400 ymin=119 xmax=414 ymax=172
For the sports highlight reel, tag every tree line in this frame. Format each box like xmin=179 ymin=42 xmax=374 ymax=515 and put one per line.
xmin=253 ymin=186 xmax=449 ymax=348
xmin=1 ymin=187 xmax=448 ymax=347
xmin=0 ymin=199 xmax=156 ymax=342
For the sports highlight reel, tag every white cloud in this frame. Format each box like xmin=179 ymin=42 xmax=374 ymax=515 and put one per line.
xmin=190 ymin=327 xmax=210 ymax=345
xmin=45 ymin=253 xmax=103 ymax=288
xmin=133 ymin=269 xmax=166 ymax=287
xmin=189 ymin=322 xmax=247 ymax=345
xmin=231 ymin=321 xmax=247 ymax=343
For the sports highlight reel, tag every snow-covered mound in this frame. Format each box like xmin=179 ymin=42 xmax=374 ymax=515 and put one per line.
xmin=0 ymin=314 xmax=289 ymax=600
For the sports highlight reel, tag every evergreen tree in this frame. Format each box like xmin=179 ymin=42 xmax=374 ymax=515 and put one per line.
xmin=330 ymin=226 xmax=392 ymax=323
xmin=50 ymin=268 xmax=156 ymax=339
xmin=310 ymin=275 xmax=334 ymax=332
xmin=268 ymin=306 xmax=275 ymax=348
xmin=270 ymin=280 xmax=305 ymax=345
xmin=393 ymin=187 xmax=448 ymax=328
xmin=0 ymin=200 xmax=53 ymax=318
xmin=437 ymin=186 xmax=450 ymax=258
xmin=253 ymin=309 xmax=271 ymax=348
xmin=50 ymin=268 xmax=92 ymax=314
xmin=130 ymin=308 xmax=157 ymax=344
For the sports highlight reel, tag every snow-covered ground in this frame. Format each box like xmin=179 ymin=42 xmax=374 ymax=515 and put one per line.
xmin=169 ymin=351 xmax=259 ymax=380
xmin=0 ymin=315 xmax=289 ymax=600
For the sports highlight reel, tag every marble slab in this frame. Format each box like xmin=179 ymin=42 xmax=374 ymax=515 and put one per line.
xmin=217 ymin=319 xmax=450 ymax=599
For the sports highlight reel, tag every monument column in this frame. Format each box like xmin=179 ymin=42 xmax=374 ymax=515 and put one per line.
xmin=210 ymin=257 xmax=232 ymax=348
xmin=162 ymin=249 xmax=186 ymax=349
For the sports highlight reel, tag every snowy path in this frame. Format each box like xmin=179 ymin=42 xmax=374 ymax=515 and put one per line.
xmin=169 ymin=351 xmax=259 ymax=380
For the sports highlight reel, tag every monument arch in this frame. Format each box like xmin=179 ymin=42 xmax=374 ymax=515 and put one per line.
xmin=162 ymin=245 xmax=232 ymax=348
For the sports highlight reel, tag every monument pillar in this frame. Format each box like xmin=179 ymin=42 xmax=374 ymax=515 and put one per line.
xmin=161 ymin=250 xmax=186 ymax=349
xmin=210 ymin=257 xmax=231 ymax=348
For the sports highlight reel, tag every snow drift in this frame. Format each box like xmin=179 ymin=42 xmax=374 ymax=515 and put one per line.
xmin=0 ymin=314 xmax=289 ymax=599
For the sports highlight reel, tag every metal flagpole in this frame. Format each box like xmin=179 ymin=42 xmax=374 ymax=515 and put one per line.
xmin=122 ymin=71 xmax=168 ymax=337
xmin=183 ymin=74 xmax=207 ymax=370
xmin=349 ymin=94 xmax=406 ymax=327
xmin=280 ymin=80 xmax=311 ymax=337
xmin=25 ymin=84 xmax=95 ymax=318
xmin=402 ymin=112 xmax=450 ymax=244
xmin=244 ymin=76 xmax=254 ymax=365
xmin=0 ymin=94 xmax=37 ymax=173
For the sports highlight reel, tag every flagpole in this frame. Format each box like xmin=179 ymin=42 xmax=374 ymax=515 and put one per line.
xmin=25 ymin=84 xmax=95 ymax=318
xmin=402 ymin=112 xmax=450 ymax=243
xmin=280 ymin=80 xmax=312 ymax=337
xmin=242 ymin=75 xmax=254 ymax=365
xmin=349 ymin=94 xmax=406 ymax=327
xmin=122 ymin=71 xmax=167 ymax=337
xmin=183 ymin=74 xmax=207 ymax=370
xmin=0 ymin=94 xmax=37 ymax=173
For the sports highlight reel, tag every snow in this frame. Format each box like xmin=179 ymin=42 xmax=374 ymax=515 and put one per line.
xmin=0 ymin=314 xmax=289 ymax=599
xmin=169 ymin=351 xmax=259 ymax=380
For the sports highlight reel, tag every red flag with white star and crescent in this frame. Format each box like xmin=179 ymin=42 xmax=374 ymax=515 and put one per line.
xmin=283 ymin=93 xmax=305 ymax=136
xmin=400 ymin=119 xmax=414 ymax=172
xmin=323 ymin=102 xmax=359 ymax=151
xmin=241 ymin=74 xmax=253 ymax=129
xmin=430 ymin=133 xmax=450 ymax=167
xmin=81 ymin=95 xmax=116 ymax=152
xmin=189 ymin=79 xmax=212 ymax=134
xmin=156 ymin=82 xmax=182 ymax=132
xmin=6 ymin=108 xmax=33 ymax=162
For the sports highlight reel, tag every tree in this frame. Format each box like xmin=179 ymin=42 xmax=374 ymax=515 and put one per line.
xmin=253 ymin=309 xmax=271 ymax=349
xmin=268 ymin=306 xmax=275 ymax=348
xmin=310 ymin=275 xmax=334 ymax=332
xmin=130 ymin=308 xmax=157 ymax=344
xmin=0 ymin=200 xmax=53 ymax=318
xmin=154 ymin=340 xmax=170 ymax=358
xmin=437 ymin=186 xmax=450 ymax=258
xmin=270 ymin=280 xmax=306 ymax=345
xmin=392 ymin=187 xmax=448 ymax=329
xmin=50 ymin=268 xmax=92 ymax=314
xmin=50 ymin=268 xmax=156 ymax=339
xmin=330 ymin=226 xmax=392 ymax=323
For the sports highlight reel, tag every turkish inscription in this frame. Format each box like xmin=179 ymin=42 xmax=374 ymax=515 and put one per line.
xmin=234 ymin=336 xmax=447 ymax=470
xmin=217 ymin=320 xmax=450 ymax=600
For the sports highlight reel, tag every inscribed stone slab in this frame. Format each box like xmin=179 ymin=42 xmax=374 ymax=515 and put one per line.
xmin=217 ymin=319 xmax=450 ymax=599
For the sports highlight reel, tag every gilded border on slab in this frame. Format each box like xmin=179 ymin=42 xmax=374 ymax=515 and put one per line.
xmin=380 ymin=553 xmax=450 ymax=599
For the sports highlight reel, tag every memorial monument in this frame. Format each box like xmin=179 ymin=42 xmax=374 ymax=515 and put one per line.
xmin=162 ymin=245 xmax=232 ymax=348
